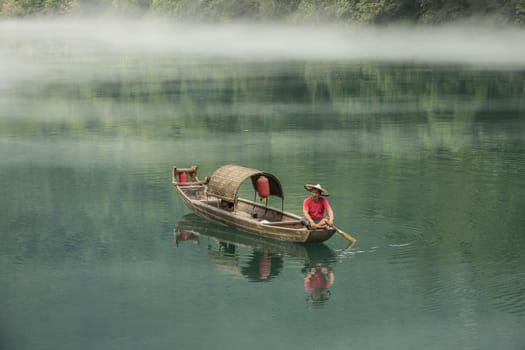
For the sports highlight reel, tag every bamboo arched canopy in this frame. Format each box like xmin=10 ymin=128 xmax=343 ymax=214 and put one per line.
xmin=206 ymin=165 xmax=284 ymax=203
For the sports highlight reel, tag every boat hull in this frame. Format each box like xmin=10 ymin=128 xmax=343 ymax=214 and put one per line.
xmin=175 ymin=213 xmax=338 ymax=261
xmin=174 ymin=184 xmax=335 ymax=243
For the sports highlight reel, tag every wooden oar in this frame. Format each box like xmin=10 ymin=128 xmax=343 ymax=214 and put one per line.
xmin=332 ymin=225 xmax=357 ymax=244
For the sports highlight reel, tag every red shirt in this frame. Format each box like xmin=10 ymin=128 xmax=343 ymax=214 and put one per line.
xmin=303 ymin=197 xmax=331 ymax=220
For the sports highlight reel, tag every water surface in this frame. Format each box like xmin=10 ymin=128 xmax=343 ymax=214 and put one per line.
xmin=1 ymin=20 xmax=525 ymax=350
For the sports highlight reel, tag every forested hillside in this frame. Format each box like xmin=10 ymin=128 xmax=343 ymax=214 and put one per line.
xmin=1 ymin=0 xmax=525 ymax=25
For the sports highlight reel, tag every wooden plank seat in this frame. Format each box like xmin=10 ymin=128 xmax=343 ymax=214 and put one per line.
xmin=200 ymin=198 xmax=221 ymax=206
xmin=262 ymin=220 xmax=303 ymax=226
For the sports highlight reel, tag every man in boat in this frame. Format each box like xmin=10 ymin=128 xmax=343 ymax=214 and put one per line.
xmin=301 ymin=184 xmax=334 ymax=229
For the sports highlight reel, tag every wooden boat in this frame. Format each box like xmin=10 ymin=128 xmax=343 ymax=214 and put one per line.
xmin=172 ymin=164 xmax=336 ymax=243
xmin=175 ymin=214 xmax=337 ymax=262
xmin=174 ymin=214 xmax=337 ymax=281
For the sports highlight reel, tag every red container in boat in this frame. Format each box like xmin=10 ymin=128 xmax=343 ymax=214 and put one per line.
xmin=179 ymin=172 xmax=188 ymax=183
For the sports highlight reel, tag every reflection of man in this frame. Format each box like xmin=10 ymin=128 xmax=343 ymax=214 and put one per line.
xmin=304 ymin=264 xmax=334 ymax=303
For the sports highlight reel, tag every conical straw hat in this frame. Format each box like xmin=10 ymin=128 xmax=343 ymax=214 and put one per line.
xmin=304 ymin=184 xmax=329 ymax=196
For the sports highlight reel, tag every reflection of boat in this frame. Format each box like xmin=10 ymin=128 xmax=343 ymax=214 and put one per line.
xmin=174 ymin=229 xmax=200 ymax=246
xmin=208 ymin=242 xmax=242 ymax=277
xmin=172 ymin=164 xmax=336 ymax=243
xmin=174 ymin=214 xmax=337 ymax=265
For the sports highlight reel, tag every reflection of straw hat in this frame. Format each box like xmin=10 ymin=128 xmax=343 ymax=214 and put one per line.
xmin=304 ymin=184 xmax=330 ymax=196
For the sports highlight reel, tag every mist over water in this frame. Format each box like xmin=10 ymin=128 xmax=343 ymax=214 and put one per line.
xmin=2 ymin=18 xmax=525 ymax=88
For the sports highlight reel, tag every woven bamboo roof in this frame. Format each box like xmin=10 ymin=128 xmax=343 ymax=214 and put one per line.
xmin=207 ymin=165 xmax=284 ymax=203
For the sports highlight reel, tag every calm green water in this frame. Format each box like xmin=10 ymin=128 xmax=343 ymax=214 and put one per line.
xmin=1 ymin=21 xmax=525 ymax=350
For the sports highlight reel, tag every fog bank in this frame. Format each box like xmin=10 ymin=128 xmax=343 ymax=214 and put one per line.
xmin=1 ymin=19 xmax=524 ymax=87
